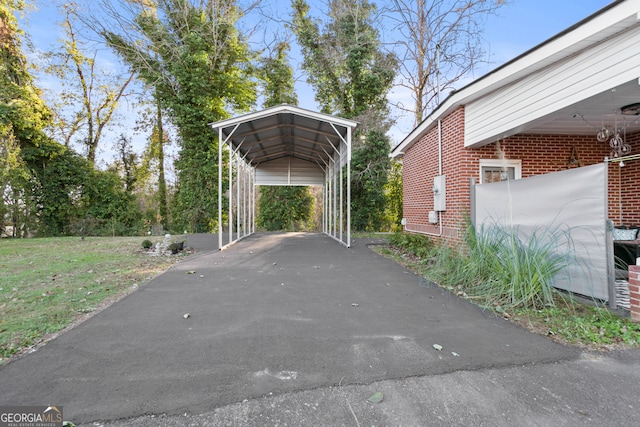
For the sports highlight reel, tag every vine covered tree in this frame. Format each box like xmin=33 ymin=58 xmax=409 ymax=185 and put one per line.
xmin=134 ymin=107 xmax=171 ymax=232
xmin=292 ymin=0 xmax=397 ymax=231
xmin=0 ymin=123 xmax=28 ymax=236
xmin=1 ymin=0 xmax=53 ymax=235
xmin=97 ymin=0 xmax=257 ymax=232
xmin=255 ymin=40 xmax=315 ymax=231
xmin=0 ymin=0 xmax=52 ymax=146
xmin=259 ymin=41 xmax=298 ymax=107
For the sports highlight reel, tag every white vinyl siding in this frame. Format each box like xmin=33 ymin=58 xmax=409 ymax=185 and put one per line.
xmin=255 ymin=157 xmax=325 ymax=186
xmin=465 ymin=25 xmax=640 ymax=147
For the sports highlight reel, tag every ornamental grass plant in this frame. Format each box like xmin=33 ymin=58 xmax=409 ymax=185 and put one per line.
xmin=371 ymin=229 xmax=640 ymax=349
xmin=462 ymin=222 xmax=572 ymax=310
xmin=389 ymin=221 xmax=574 ymax=311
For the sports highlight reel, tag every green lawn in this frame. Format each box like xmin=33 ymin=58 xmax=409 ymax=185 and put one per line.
xmin=0 ymin=236 xmax=183 ymax=364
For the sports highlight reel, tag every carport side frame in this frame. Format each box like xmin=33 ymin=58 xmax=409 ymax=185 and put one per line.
xmin=210 ymin=107 xmax=357 ymax=249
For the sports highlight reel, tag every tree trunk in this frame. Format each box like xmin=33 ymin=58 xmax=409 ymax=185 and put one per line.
xmin=156 ymin=95 xmax=168 ymax=230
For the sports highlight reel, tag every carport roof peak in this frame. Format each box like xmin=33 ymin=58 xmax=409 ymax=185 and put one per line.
xmin=209 ymin=104 xmax=359 ymax=167
xmin=209 ymin=104 xmax=359 ymax=130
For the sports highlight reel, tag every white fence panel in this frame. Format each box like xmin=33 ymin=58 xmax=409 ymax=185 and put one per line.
xmin=474 ymin=163 xmax=608 ymax=300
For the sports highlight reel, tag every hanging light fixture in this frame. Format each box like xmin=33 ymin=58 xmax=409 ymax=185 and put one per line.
xmin=608 ymin=128 xmax=631 ymax=158
xmin=586 ymin=118 xmax=632 ymax=158
xmin=575 ymin=93 xmax=635 ymax=158
xmin=600 ymin=116 xmax=631 ymax=158
xmin=596 ymin=124 xmax=613 ymax=142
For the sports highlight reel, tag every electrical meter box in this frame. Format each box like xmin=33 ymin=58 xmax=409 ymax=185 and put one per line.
xmin=433 ymin=175 xmax=446 ymax=211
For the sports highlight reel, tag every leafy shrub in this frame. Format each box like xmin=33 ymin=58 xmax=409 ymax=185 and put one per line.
xmin=256 ymin=186 xmax=314 ymax=231
xmin=388 ymin=232 xmax=434 ymax=258
xmin=142 ymin=239 xmax=153 ymax=249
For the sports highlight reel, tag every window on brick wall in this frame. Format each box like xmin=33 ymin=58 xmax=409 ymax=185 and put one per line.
xmin=479 ymin=159 xmax=522 ymax=184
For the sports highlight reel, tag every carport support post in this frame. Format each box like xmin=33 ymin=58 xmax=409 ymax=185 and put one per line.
xmin=325 ymin=174 xmax=328 ymax=234
xmin=323 ymin=183 xmax=326 ymax=234
xmin=329 ymin=177 xmax=332 ymax=235
xmin=340 ymin=146 xmax=343 ymax=242
xmin=236 ymin=152 xmax=240 ymax=236
xmin=333 ymin=157 xmax=340 ymax=239
xmin=347 ymin=126 xmax=351 ymax=247
xmin=229 ymin=141 xmax=233 ymax=245
xmin=328 ymin=163 xmax=333 ymax=235
xmin=218 ymin=127 xmax=223 ymax=249
xmin=243 ymin=163 xmax=247 ymax=235
xmin=326 ymin=180 xmax=330 ymax=234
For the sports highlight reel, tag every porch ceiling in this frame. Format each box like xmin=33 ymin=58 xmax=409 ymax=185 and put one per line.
xmin=517 ymin=79 xmax=640 ymax=136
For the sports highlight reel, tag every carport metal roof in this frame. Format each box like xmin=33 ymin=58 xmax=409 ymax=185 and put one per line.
xmin=211 ymin=104 xmax=358 ymax=168
xmin=209 ymin=104 xmax=359 ymax=249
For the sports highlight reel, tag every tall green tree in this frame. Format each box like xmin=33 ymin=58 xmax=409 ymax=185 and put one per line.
xmin=1 ymin=1 xmax=141 ymax=236
xmin=350 ymin=129 xmax=392 ymax=231
xmin=0 ymin=0 xmax=52 ymax=144
xmin=384 ymin=159 xmax=403 ymax=231
xmin=97 ymin=0 xmax=257 ymax=232
xmin=0 ymin=123 xmax=28 ymax=235
xmin=153 ymin=96 xmax=169 ymax=230
xmin=135 ymin=110 xmax=170 ymax=231
xmin=255 ymin=40 xmax=314 ymax=231
xmin=258 ymin=41 xmax=298 ymax=107
xmin=292 ymin=0 xmax=397 ymax=231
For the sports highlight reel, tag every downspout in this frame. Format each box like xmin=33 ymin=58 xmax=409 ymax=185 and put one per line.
xmin=436 ymin=118 xmax=444 ymax=236
xmin=404 ymin=120 xmax=443 ymax=237
xmin=404 ymin=44 xmax=443 ymax=237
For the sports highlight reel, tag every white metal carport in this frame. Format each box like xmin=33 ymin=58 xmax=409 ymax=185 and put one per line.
xmin=209 ymin=104 xmax=358 ymax=249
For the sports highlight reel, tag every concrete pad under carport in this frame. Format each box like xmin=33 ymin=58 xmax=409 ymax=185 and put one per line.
xmin=0 ymin=232 xmax=579 ymax=424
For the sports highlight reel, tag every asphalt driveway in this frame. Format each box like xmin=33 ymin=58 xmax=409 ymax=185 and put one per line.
xmin=3 ymin=232 xmax=636 ymax=425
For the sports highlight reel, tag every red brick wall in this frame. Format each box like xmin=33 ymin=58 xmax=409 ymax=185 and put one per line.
xmin=402 ymin=107 xmax=469 ymax=243
xmin=401 ymin=108 xmax=640 ymax=244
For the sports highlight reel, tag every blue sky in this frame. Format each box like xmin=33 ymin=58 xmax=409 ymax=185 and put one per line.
xmin=482 ymin=0 xmax=614 ymax=66
xmin=19 ymin=0 xmax=615 ymax=165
